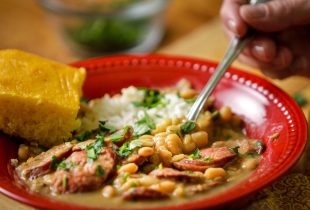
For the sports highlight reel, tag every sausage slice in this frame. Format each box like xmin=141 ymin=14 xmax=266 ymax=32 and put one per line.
xmin=173 ymin=147 xmax=236 ymax=172
xmin=16 ymin=143 xmax=73 ymax=179
xmin=149 ymin=168 xmax=204 ymax=182
xmin=52 ymin=147 xmax=117 ymax=193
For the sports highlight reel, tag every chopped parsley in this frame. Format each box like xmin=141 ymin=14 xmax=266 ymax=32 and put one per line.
xmin=122 ymin=173 xmax=129 ymax=182
xmin=185 ymin=98 xmax=196 ymax=104
xmin=211 ymin=111 xmax=220 ymax=120
xmin=58 ymin=160 xmax=76 ymax=171
xmin=180 ymin=121 xmax=196 ymax=135
xmin=293 ymin=93 xmax=308 ymax=107
xmin=116 ymin=164 xmax=121 ymax=170
xmin=62 ymin=175 xmax=68 ymax=192
xmin=132 ymin=88 xmax=165 ymax=108
xmin=75 ymin=130 xmax=92 ymax=142
xmin=99 ymin=121 xmax=117 ymax=133
xmin=256 ymin=141 xmax=266 ymax=154
xmin=203 ymin=156 xmax=213 ymax=162
xmin=185 ymin=170 xmax=194 ymax=174
xmin=110 ymin=126 xmax=131 ymax=142
xmin=51 ymin=156 xmax=59 ymax=170
xmin=230 ymin=146 xmax=240 ymax=154
xmin=133 ymin=111 xmax=156 ymax=137
xmin=95 ymin=164 xmax=105 ymax=177
xmin=114 ymin=140 xmax=143 ymax=159
xmin=80 ymin=97 xmax=90 ymax=103
xmin=188 ymin=148 xmax=201 ymax=159
xmin=85 ymin=134 xmax=106 ymax=161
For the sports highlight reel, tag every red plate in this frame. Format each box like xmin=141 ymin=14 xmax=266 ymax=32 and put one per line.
xmin=0 ymin=55 xmax=307 ymax=210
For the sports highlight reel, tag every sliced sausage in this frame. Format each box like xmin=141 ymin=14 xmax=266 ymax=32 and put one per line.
xmin=16 ymin=143 xmax=73 ymax=179
xmin=106 ymin=126 xmax=133 ymax=146
xmin=72 ymin=139 xmax=95 ymax=151
xmin=123 ymin=187 xmax=168 ymax=200
xmin=173 ymin=147 xmax=236 ymax=172
xmin=200 ymin=147 xmax=236 ymax=165
xmin=149 ymin=168 xmax=204 ymax=182
xmin=52 ymin=147 xmax=117 ymax=193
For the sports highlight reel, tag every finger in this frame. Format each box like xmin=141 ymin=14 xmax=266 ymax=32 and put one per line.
xmin=240 ymin=0 xmax=310 ymax=32
xmin=220 ymin=0 xmax=248 ymax=37
xmin=288 ymin=56 xmax=310 ymax=77
xmin=249 ymin=36 xmax=277 ymax=63
xmin=238 ymin=46 xmax=293 ymax=79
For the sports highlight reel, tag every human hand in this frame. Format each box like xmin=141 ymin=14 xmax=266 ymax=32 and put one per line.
xmin=220 ymin=0 xmax=310 ymax=79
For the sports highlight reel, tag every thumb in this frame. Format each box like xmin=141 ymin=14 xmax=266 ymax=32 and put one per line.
xmin=240 ymin=0 xmax=310 ymax=32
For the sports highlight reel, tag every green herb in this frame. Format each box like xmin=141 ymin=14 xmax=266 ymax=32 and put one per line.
xmin=133 ymin=111 xmax=155 ymax=137
xmin=68 ymin=18 xmax=146 ymax=52
xmin=188 ymin=148 xmax=201 ymax=159
xmin=293 ymin=93 xmax=308 ymax=107
xmin=130 ymin=180 xmax=138 ymax=188
xmin=230 ymin=146 xmax=240 ymax=154
xmin=128 ymin=140 xmax=143 ymax=150
xmin=203 ymin=156 xmax=213 ymax=162
xmin=51 ymin=156 xmax=59 ymax=170
xmin=85 ymin=135 xmax=106 ymax=161
xmin=244 ymin=153 xmax=259 ymax=158
xmin=211 ymin=111 xmax=220 ymax=120
xmin=256 ymin=141 xmax=266 ymax=154
xmin=180 ymin=121 xmax=196 ymax=135
xmin=185 ymin=170 xmax=194 ymax=174
xmin=110 ymin=126 xmax=131 ymax=142
xmin=62 ymin=175 xmax=68 ymax=192
xmin=58 ymin=160 xmax=76 ymax=171
xmin=116 ymin=164 xmax=121 ymax=170
xmin=185 ymin=98 xmax=196 ymax=104
xmin=114 ymin=142 xmax=131 ymax=158
xmin=114 ymin=140 xmax=143 ymax=159
xmin=132 ymin=88 xmax=165 ymax=108
xmin=99 ymin=121 xmax=117 ymax=133
xmin=75 ymin=130 xmax=92 ymax=142
xmin=95 ymin=164 xmax=105 ymax=177
xmin=122 ymin=173 xmax=130 ymax=182
xmin=80 ymin=97 xmax=90 ymax=103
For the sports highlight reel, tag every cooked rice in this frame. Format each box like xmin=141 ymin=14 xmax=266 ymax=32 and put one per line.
xmin=81 ymin=86 xmax=191 ymax=130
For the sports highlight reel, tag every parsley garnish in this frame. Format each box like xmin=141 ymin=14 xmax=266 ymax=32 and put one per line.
xmin=133 ymin=111 xmax=155 ymax=137
xmin=230 ymin=146 xmax=240 ymax=154
xmin=256 ymin=141 xmax=266 ymax=154
xmin=293 ymin=93 xmax=308 ymax=107
xmin=80 ymin=97 xmax=90 ymax=103
xmin=203 ymin=156 xmax=213 ymax=162
xmin=180 ymin=121 xmax=196 ymax=135
xmin=62 ymin=175 xmax=68 ymax=192
xmin=99 ymin=121 xmax=117 ymax=133
xmin=95 ymin=164 xmax=105 ymax=176
xmin=188 ymin=148 xmax=201 ymax=159
xmin=85 ymin=134 xmax=106 ymax=161
xmin=75 ymin=130 xmax=92 ymax=142
xmin=132 ymin=88 xmax=165 ymax=108
xmin=58 ymin=160 xmax=76 ymax=171
xmin=109 ymin=126 xmax=131 ymax=142
xmin=114 ymin=140 xmax=143 ymax=159
xmin=211 ymin=111 xmax=220 ymax=120
xmin=122 ymin=173 xmax=129 ymax=182
xmin=51 ymin=156 xmax=59 ymax=170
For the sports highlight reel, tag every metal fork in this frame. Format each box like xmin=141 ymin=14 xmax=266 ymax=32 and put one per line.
xmin=186 ymin=0 xmax=270 ymax=121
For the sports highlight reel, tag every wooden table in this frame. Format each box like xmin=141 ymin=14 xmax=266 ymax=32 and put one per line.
xmin=0 ymin=0 xmax=309 ymax=209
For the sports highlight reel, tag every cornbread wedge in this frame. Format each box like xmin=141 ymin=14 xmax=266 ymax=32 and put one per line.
xmin=0 ymin=49 xmax=85 ymax=147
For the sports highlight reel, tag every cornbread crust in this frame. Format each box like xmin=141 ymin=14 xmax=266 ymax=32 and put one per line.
xmin=0 ymin=49 xmax=85 ymax=147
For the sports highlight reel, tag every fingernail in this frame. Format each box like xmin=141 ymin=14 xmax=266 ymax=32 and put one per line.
xmin=252 ymin=44 xmax=267 ymax=60
xmin=227 ymin=19 xmax=237 ymax=34
xmin=242 ymin=4 xmax=267 ymax=19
